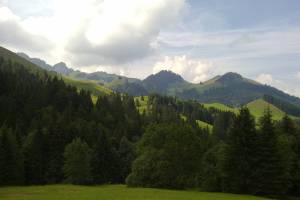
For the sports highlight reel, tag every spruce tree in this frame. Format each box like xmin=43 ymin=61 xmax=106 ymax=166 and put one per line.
xmin=23 ymin=129 xmax=47 ymax=185
xmin=91 ymin=132 xmax=121 ymax=184
xmin=223 ymin=107 xmax=258 ymax=194
xmin=63 ymin=138 xmax=92 ymax=185
xmin=254 ymin=108 xmax=290 ymax=197
xmin=0 ymin=127 xmax=24 ymax=185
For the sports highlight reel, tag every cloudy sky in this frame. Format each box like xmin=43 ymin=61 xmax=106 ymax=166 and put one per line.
xmin=1 ymin=0 xmax=300 ymax=96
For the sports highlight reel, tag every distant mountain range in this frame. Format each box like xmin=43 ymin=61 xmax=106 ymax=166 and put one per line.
xmin=17 ymin=52 xmax=300 ymax=109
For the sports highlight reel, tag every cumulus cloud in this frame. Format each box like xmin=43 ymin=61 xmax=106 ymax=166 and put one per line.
xmin=0 ymin=0 xmax=187 ymax=67
xmin=153 ymin=55 xmax=215 ymax=83
xmin=65 ymin=0 xmax=187 ymax=66
xmin=255 ymin=73 xmax=274 ymax=85
xmin=0 ymin=6 xmax=52 ymax=52
xmin=255 ymin=73 xmax=300 ymax=97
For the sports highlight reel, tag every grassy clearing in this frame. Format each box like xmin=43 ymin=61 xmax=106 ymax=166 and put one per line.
xmin=134 ymin=96 xmax=149 ymax=114
xmin=0 ymin=185 xmax=272 ymax=200
xmin=246 ymin=99 xmax=287 ymax=121
xmin=203 ymin=103 xmax=238 ymax=113
xmin=64 ymin=77 xmax=112 ymax=96
xmin=196 ymin=120 xmax=213 ymax=131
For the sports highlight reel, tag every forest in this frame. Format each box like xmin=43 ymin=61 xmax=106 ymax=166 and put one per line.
xmin=1 ymin=57 xmax=300 ymax=198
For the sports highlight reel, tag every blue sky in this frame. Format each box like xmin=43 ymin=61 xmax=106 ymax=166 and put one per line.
xmin=0 ymin=0 xmax=300 ymax=96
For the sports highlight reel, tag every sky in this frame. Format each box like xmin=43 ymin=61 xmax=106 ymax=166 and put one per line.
xmin=0 ymin=0 xmax=300 ymax=97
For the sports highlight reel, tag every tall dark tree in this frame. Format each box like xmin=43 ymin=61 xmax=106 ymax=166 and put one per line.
xmin=63 ymin=138 xmax=92 ymax=185
xmin=254 ymin=109 xmax=290 ymax=197
xmin=0 ymin=126 xmax=24 ymax=185
xmin=212 ymin=112 xmax=235 ymax=141
xmin=279 ymin=115 xmax=300 ymax=195
xmin=91 ymin=132 xmax=121 ymax=184
xmin=223 ymin=107 xmax=258 ymax=194
xmin=23 ymin=129 xmax=47 ymax=185
xmin=118 ymin=136 xmax=136 ymax=181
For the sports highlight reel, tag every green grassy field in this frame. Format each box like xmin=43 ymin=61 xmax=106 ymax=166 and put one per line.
xmin=203 ymin=102 xmax=238 ymax=113
xmin=63 ymin=77 xmax=112 ymax=96
xmin=196 ymin=120 xmax=213 ymax=131
xmin=134 ymin=96 xmax=149 ymax=113
xmin=246 ymin=99 xmax=288 ymax=121
xmin=0 ymin=185 xmax=273 ymax=200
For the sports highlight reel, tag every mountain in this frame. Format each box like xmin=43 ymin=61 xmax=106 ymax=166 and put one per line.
xmin=17 ymin=53 xmax=141 ymax=91
xmin=53 ymin=62 xmax=74 ymax=75
xmin=142 ymin=70 xmax=188 ymax=94
xmin=13 ymin=50 xmax=300 ymax=109
xmin=17 ymin=52 xmax=53 ymax=71
xmin=1 ymin=47 xmax=110 ymax=96
xmin=190 ymin=72 xmax=300 ymax=107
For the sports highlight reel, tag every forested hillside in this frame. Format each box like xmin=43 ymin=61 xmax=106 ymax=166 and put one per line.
xmin=1 ymin=52 xmax=300 ymax=199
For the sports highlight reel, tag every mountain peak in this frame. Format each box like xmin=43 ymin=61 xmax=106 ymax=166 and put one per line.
xmin=53 ymin=62 xmax=73 ymax=75
xmin=151 ymin=70 xmax=184 ymax=82
xmin=142 ymin=70 xmax=185 ymax=92
xmin=217 ymin=72 xmax=243 ymax=84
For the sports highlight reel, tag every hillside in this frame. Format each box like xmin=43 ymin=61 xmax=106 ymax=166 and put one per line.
xmin=246 ymin=99 xmax=288 ymax=121
xmin=16 ymin=51 xmax=300 ymax=109
xmin=203 ymin=102 xmax=238 ymax=113
xmin=113 ymin=71 xmax=300 ymax=108
xmin=0 ymin=47 xmax=110 ymax=96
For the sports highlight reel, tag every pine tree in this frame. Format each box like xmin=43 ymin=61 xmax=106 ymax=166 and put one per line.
xmin=223 ymin=107 xmax=258 ymax=194
xmin=279 ymin=115 xmax=300 ymax=195
xmin=119 ymin=137 xmax=136 ymax=181
xmin=63 ymin=138 xmax=92 ymax=185
xmin=91 ymin=132 xmax=121 ymax=184
xmin=254 ymin=108 xmax=290 ymax=197
xmin=0 ymin=126 xmax=24 ymax=185
xmin=23 ymin=129 xmax=47 ymax=185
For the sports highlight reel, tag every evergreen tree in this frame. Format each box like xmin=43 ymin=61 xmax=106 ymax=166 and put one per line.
xmin=0 ymin=126 xmax=24 ymax=185
xmin=91 ymin=132 xmax=121 ymax=184
xmin=23 ymin=129 xmax=47 ymax=185
xmin=212 ymin=112 xmax=235 ymax=141
xmin=201 ymin=142 xmax=227 ymax=191
xmin=63 ymin=138 xmax=92 ymax=185
xmin=279 ymin=115 xmax=300 ymax=195
xmin=223 ymin=107 xmax=258 ymax=194
xmin=254 ymin=109 xmax=290 ymax=197
xmin=119 ymin=137 xmax=136 ymax=181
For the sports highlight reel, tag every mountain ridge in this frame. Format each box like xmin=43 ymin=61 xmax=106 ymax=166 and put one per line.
xmin=12 ymin=49 xmax=300 ymax=108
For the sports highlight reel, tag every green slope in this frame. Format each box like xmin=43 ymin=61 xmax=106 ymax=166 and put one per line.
xmin=64 ymin=77 xmax=112 ymax=96
xmin=203 ymin=103 xmax=238 ymax=113
xmin=0 ymin=185 xmax=272 ymax=200
xmin=0 ymin=46 xmax=111 ymax=96
xmin=134 ymin=96 xmax=149 ymax=114
xmin=196 ymin=120 xmax=213 ymax=131
xmin=203 ymin=99 xmax=299 ymax=121
xmin=246 ymin=99 xmax=288 ymax=121
xmin=0 ymin=46 xmax=54 ymax=76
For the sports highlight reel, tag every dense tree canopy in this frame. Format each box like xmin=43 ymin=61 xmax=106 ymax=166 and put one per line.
xmin=1 ymin=56 xmax=300 ymax=198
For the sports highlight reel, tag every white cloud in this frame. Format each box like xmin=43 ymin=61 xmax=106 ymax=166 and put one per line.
xmin=153 ymin=55 xmax=215 ymax=83
xmin=0 ymin=6 xmax=53 ymax=52
xmin=0 ymin=0 xmax=187 ymax=67
xmin=255 ymin=73 xmax=274 ymax=85
xmin=255 ymin=73 xmax=300 ymax=97
xmin=65 ymin=0 xmax=187 ymax=66
xmin=297 ymin=72 xmax=300 ymax=80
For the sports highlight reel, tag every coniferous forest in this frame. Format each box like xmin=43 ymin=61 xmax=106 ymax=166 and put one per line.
xmin=1 ymin=57 xmax=300 ymax=199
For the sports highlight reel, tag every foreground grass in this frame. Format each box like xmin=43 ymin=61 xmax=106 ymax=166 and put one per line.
xmin=0 ymin=185 xmax=273 ymax=200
